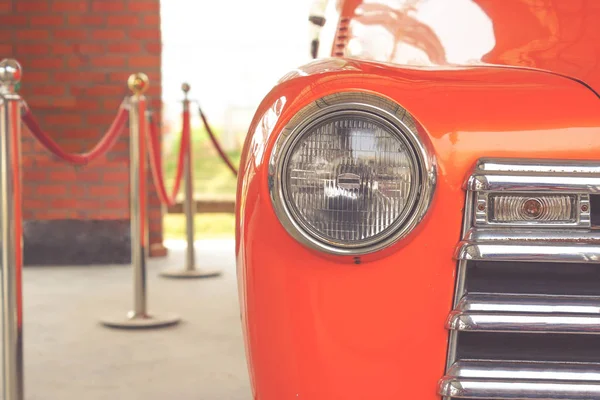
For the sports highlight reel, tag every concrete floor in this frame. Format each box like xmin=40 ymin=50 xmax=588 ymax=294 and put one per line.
xmin=20 ymin=239 xmax=251 ymax=400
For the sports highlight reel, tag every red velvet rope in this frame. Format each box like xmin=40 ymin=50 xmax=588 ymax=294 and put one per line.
xmin=198 ymin=106 xmax=238 ymax=176
xmin=21 ymin=102 xmax=129 ymax=166
xmin=146 ymin=111 xmax=188 ymax=207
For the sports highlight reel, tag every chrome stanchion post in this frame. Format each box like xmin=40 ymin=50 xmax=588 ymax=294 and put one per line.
xmin=0 ymin=58 xmax=24 ymax=400
xmin=160 ymin=83 xmax=221 ymax=279
xmin=101 ymin=73 xmax=180 ymax=329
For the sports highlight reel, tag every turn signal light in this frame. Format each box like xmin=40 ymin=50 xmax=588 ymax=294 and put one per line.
xmin=489 ymin=194 xmax=576 ymax=223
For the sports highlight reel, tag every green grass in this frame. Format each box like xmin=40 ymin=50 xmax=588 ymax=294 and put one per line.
xmin=163 ymin=126 xmax=241 ymax=196
xmin=162 ymin=125 xmax=240 ymax=239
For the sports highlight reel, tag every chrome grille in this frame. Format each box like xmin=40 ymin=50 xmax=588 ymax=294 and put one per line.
xmin=440 ymin=158 xmax=600 ymax=400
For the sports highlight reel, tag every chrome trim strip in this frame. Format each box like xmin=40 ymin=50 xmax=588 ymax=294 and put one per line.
xmin=447 ymin=311 xmax=600 ymax=334
xmin=268 ymin=92 xmax=436 ymax=256
xmin=456 ymin=242 xmax=600 ymax=263
xmin=476 ymin=158 xmax=600 ymax=174
xmin=468 ymin=173 xmax=600 ymax=193
xmin=447 ymin=360 xmax=600 ymax=381
xmin=464 ymin=227 xmax=600 ymax=243
xmin=439 ymin=377 xmax=600 ymax=399
xmin=457 ymin=293 xmax=600 ymax=314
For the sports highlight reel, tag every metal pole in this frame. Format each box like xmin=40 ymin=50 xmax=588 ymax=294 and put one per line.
xmin=101 ymin=73 xmax=180 ymax=329
xmin=160 ymin=83 xmax=221 ymax=279
xmin=0 ymin=58 xmax=24 ymax=400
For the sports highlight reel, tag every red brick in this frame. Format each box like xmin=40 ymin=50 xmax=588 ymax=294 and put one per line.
xmin=37 ymin=185 xmax=67 ymax=196
xmin=61 ymin=129 xmax=101 ymax=140
xmin=89 ymin=211 xmax=124 ymax=219
xmin=69 ymin=185 xmax=86 ymax=197
xmin=30 ymin=15 xmax=64 ymax=26
xmin=103 ymin=199 xmax=128 ymax=209
xmin=108 ymin=43 xmax=141 ymax=53
xmin=52 ymin=1 xmax=88 ymax=12
xmin=37 ymin=210 xmax=78 ymax=219
xmin=51 ymin=198 xmax=79 ymax=209
xmin=109 ymin=71 xmax=131 ymax=83
xmin=45 ymin=114 xmax=82 ymax=126
xmin=92 ymin=29 xmax=125 ymax=40
xmin=0 ymin=15 xmax=28 ymax=26
xmin=75 ymin=99 xmax=101 ymax=111
xmin=24 ymin=199 xmax=47 ymax=209
xmin=16 ymin=29 xmax=50 ymax=40
xmin=129 ymin=56 xmax=159 ymax=68
xmin=107 ymin=15 xmax=139 ymax=26
xmin=0 ymin=44 xmax=12 ymax=55
xmin=91 ymin=1 xmax=125 ymax=12
xmin=16 ymin=1 xmax=49 ymax=12
xmin=103 ymin=171 xmax=128 ymax=181
xmin=28 ymin=58 xmax=64 ymax=69
xmin=143 ymin=14 xmax=160 ymax=25
xmin=73 ymin=43 xmax=105 ymax=54
xmin=149 ymin=209 xmax=162 ymax=219
xmin=89 ymin=185 xmax=120 ymax=197
xmin=75 ymin=200 xmax=102 ymax=210
xmin=76 ymin=170 xmax=102 ymax=181
xmin=85 ymin=84 xmax=125 ymax=96
xmin=110 ymin=141 xmax=128 ymax=152
xmin=87 ymin=113 xmax=121 ymax=125
xmin=67 ymin=15 xmax=104 ymax=25
xmin=52 ymin=43 xmax=72 ymax=54
xmin=25 ymin=96 xmax=76 ymax=109
xmin=66 ymin=56 xmax=86 ymax=69
xmin=54 ymin=29 xmax=87 ymax=40
xmin=25 ymin=71 xmax=51 ymax=82
xmin=71 ymin=85 xmax=120 ymax=97
xmin=145 ymin=86 xmax=160 ymax=97
xmin=0 ymin=2 xmax=11 ymax=13
xmin=102 ymin=98 xmax=125 ymax=110
xmin=16 ymin=43 xmax=49 ymax=56
xmin=32 ymin=85 xmax=65 ymax=96
xmin=23 ymin=170 xmax=47 ymax=181
xmin=129 ymin=29 xmax=160 ymax=40
xmin=145 ymin=41 xmax=161 ymax=54
xmin=91 ymin=56 xmax=126 ymax=68
xmin=127 ymin=1 xmax=159 ymax=12
xmin=49 ymin=170 xmax=77 ymax=181
xmin=55 ymin=71 xmax=106 ymax=83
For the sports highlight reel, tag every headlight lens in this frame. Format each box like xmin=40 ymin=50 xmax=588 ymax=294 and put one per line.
xmin=270 ymin=92 xmax=435 ymax=256
xmin=284 ymin=112 xmax=417 ymax=246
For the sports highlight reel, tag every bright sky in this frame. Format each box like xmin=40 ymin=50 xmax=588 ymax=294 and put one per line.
xmin=161 ymin=0 xmax=315 ymax=132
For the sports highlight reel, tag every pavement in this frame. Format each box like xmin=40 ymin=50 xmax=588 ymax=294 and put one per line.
xmin=19 ymin=238 xmax=251 ymax=400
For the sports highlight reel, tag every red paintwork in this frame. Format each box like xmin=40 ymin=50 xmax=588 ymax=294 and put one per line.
xmin=237 ymin=1 xmax=600 ymax=399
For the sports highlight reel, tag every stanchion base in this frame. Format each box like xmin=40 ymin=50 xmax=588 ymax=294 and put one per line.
xmin=159 ymin=268 xmax=222 ymax=279
xmin=100 ymin=312 xmax=181 ymax=329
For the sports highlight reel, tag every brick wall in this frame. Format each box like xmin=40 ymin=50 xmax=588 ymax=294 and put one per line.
xmin=1 ymin=0 xmax=165 ymax=264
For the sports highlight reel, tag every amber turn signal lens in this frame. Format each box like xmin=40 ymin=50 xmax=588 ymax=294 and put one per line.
xmin=490 ymin=194 xmax=576 ymax=223
xmin=522 ymin=198 xmax=543 ymax=219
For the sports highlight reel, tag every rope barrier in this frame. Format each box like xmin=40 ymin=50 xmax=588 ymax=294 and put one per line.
xmin=146 ymin=111 xmax=188 ymax=207
xmin=21 ymin=101 xmax=129 ymax=166
xmin=196 ymin=104 xmax=238 ymax=176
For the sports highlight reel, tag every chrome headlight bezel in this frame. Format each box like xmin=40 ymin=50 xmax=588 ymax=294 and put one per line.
xmin=268 ymin=92 xmax=436 ymax=256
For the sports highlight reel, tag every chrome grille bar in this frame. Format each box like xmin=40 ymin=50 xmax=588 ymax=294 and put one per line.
xmin=442 ymin=158 xmax=600 ymax=400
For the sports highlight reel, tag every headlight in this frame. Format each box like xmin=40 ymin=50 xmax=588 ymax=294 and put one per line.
xmin=269 ymin=92 xmax=436 ymax=256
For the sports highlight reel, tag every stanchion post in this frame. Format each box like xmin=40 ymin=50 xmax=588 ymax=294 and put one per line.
xmin=101 ymin=73 xmax=180 ymax=329
xmin=0 ymin=58 xmax=24 ymax=400
xmin=160 ymin=83 xmax=221 ymax=279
